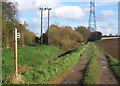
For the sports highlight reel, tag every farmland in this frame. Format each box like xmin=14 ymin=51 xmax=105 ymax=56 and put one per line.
xmin=2 ymin=44 xmax=86 ymax=84
xmin=2 ymin=45 xmax=62 ymax=83
xmin=95 ymin=38 xmax=119 ymax=61
xmin=2 ymin=42 xmax=120 ymax=84
xmin=1 ymin=0 xmax=119 ymax=85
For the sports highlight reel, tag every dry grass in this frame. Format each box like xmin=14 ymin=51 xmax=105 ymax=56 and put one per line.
xmin=11 ymin=73 xmax=24 ymax=84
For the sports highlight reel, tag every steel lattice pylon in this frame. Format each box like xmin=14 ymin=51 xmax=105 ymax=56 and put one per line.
xmin=88 ymin=0 xmax=97 ymax=32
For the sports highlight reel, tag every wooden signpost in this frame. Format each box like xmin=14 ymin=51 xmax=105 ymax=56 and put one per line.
xmin=13 ymin=28 xmax=20 ymax=78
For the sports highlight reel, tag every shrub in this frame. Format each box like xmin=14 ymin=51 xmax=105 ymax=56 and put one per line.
xmin=75 ymin=26 xmax=102 ymax=42
xmin=75 ymin=26 xmax=91 ymax=42
xmin=88 ymin=31 xmax=102 ymax=41
xmin=43 ymin=25 xmax=84 ymax=50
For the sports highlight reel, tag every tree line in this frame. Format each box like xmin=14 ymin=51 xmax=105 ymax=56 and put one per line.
xmin=2 ymin=1 xmax=36 ymax=49
xmin=2 ymin=1 xmax=102 ymax=50
xmin=38 ymin=25 xmax=102 ymax=50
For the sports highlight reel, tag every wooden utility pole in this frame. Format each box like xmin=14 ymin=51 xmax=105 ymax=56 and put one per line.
xmin=39 ymin=7 xmax=51 ymax=44
xmin=39 ymin=8 xmax=48 ymax=44
xmin=13 ymin=28 xmax=18 ymax=78
xmin=47 ymin=7 xmax=52 ymax=45
xmin=40 ymin=8 xmax=43 ymax=44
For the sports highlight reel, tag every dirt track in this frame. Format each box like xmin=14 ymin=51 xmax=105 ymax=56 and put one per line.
xmin=55 ymin=47 xmax=89 ymax=84
xmin=95 ymin=47 xmax=118 ymax=84
xmin=55 ymin=43 xmax=118 ymax=84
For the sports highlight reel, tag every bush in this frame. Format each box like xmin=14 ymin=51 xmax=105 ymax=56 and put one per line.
xmin=75 ymin=26 xmax=102 ymax=42
xmin=88 ymin=31 xmax=102 ymax=41
xmin=43 ymin=25 xmax=84 ymax=50
xmin=23 ymin=29 xmax=36 ymax=46
xmin=75 ymin=26 xmax=91 ymax=42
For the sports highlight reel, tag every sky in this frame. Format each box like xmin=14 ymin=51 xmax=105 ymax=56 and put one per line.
xmin=8 ymin=0 xmax=119 ymax=36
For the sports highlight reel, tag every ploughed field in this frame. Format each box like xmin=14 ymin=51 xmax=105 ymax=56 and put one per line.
xmin=95 ymin=38 xmax=119 ymax=61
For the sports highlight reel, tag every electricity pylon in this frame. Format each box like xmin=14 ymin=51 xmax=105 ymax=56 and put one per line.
xmin=88 ymin=0 xmax=97 ymax=32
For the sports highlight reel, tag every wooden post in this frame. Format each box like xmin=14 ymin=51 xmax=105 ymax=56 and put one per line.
xmin=13 ymin=28 xmax=18 ymax=78
xmin=48 ymin=9 xmax=50 ymax=45
xmin=47 ymin=7 xmax=51 ymax=45
xmin=40 ymin=8 xmax=43 ymax=44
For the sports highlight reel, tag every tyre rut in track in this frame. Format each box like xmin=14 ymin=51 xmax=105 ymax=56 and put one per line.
xmin=95 ymin=46 xmax=118 ymax=84
xmin=56 ymin=48 xmax=89 ymax=84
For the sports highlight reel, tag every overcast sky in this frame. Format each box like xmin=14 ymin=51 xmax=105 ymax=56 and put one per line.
xmin=8 ymin=0 xmax=119 ymax=36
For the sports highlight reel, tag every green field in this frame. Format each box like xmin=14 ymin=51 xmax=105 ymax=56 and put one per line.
xmin=2 ymin=44 xmax=62 ymax=83
xmin=2 ymin=44 xmax=86 ymax=84
xmin=23 ymin=45 xmax=85 ymax=84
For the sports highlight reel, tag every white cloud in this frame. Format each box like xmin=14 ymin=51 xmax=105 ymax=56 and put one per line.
xmin=12 ymin=0 xmax=62 ymax=12
xmin=96 ymin=0 xmax=119 ymax=2
xmin=13 ymin=0 xmax=37 ymax=12
xmin=96 ymin=2 xmax=117 ymax=7
xmin=35 ymin=0 xmax=119 ymax=2
xmin=97 ymin=10 xmax=116 ymax=22
xmin=27 ymin=17 xmax=48 ymax=34
xmin=30 ymin=18 xmax=40 ymax=27
xmin=37 ymin=10 xmax=52 ymax=18
xmin=18 ymin=18 xmax=26 ymax=24
xmin=10 ymin=0 xmax=85 ymax=34
xmin=9 ymin=0 xmax=119 ymax=3
xmin=9 ymin=0 xmax=118 ymax=36
xmin=97 ymin=22 xmax=118 ymax=35
xmin=35 ymin=0 xmax=62 ymax=9
xmin=55 ymin=6 xmax=84 ymax=21
xmin=97 ymin=26 xmax=111 ymax=35
xmin=83 ymin=8 xmax=90 ymax=13
xmin=100 ymin=10 xmax=116 ymax=16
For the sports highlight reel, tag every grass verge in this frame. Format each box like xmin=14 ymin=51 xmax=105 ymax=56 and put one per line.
xmin=2 ymin=44 xmax=62 ymax=83
xmin=22 ymin=45 xmax=86 ymax=84
xmin=2 ymin=44 xmax=86 ymax=84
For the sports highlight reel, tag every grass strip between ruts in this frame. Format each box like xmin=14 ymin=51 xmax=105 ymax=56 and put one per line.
xmin=83 ymin=43 xmax=99 ymax=84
